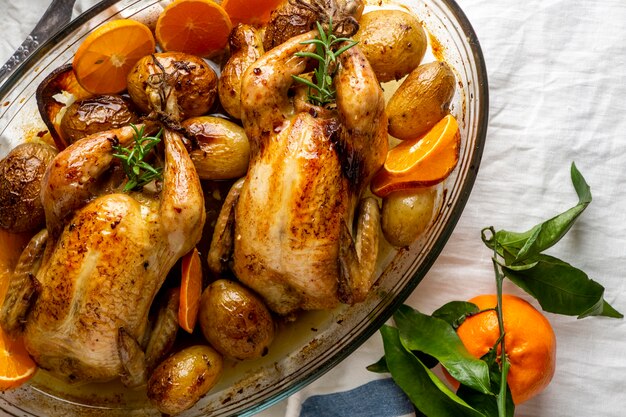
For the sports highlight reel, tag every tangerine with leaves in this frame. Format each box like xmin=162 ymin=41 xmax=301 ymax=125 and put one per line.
xmin=72 ymin=19 xmax=155 ymax=94
xmin=452 ymin=294 xmax=557 ymax=405
xmin=156 ymin=0 xmax=232 ymax=57
xmin=370 ymin=114 xmax=460 ymax=198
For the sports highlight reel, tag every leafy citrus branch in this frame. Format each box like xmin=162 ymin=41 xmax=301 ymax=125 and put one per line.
xmin=488 ymin=231 xmax=510 ymax=417
xmin=368 ymin=163 xmax=621 ymax=417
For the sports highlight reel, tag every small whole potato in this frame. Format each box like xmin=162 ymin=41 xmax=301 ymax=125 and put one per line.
xmin=147 ymin=345 xmax=223 ymax=415
xmin=127 ymin=52 xmax=217 ymax=120
xmin=60 ymin=94 xmax=139 ymax=144
xmin=182 ymin=116 xmax=251 ymax=180
xmin=199 ymin=279 xmax=275 ymax=360
xmin=382 ymin=187 xmax=437 ymax=247
xmin=387 ymin=61 xmax=456 ymax=140
xmin=354 ymin=10 xmax=427 ymax=82
xmin=0 ymin=142 xmax=58 ymax=232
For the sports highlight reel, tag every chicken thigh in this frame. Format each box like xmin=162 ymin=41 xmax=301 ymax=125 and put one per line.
xmin=16 ymin=125 xmax=204 ymax=383
xmin=208 ymin=30 xmax=387 ymax=315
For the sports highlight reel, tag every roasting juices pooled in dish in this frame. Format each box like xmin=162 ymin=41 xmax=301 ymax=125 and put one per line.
xmin=0 ymin=0 xmax=461 ymax=414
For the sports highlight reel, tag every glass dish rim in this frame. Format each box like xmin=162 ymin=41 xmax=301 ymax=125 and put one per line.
xmin=0 ymin=0 xmax=489 ymax=415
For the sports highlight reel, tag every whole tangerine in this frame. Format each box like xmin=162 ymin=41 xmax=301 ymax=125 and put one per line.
xmin=454 ymin=294 xmax=556 ymax=405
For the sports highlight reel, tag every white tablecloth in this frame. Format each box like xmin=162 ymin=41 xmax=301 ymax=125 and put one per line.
xmin=2 ymin=0 xmax=625 ymax=416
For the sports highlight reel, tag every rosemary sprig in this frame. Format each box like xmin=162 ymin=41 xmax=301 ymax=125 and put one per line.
xmin=112 ymin=124 xmax=163 ymax=192
xmin=292 ymin=18 xmax=358 ymax=107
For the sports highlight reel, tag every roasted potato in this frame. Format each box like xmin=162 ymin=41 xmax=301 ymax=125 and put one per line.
xmin=0 ymin=142 xmax=58 ymax=232
xmin=198 ymin=279 xmax=275 ymax=360
xmin=382 ymin=187 xmax=437 ymax=247
xmin=387 ymin=61 xmax=456 ymax=140
xmin=147 ymin=345 xmax=223 ymax=415
xmin=127 ymin=52 xmax=217 ymax=121
xmin=354 ymin=10 xmax=427 ymax=82
xmin=60 ymin=95 xmax=139 ymax=144
xmin=218 ymin=24 xmax=264 ymax=120
xmin=182 ymin=116 xmax=251 ymax=180
xmin=36 ymin=64 xmax=93 ymax=150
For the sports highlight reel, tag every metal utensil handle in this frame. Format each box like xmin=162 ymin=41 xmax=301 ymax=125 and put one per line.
xmin=0 ymin=0 xmax=77 ymax=87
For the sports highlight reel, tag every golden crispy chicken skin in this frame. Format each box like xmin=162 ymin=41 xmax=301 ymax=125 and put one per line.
xmin=19 ymin=125 xmax=204 ymax=383
xmin=209 ymin=30 xmax=387 ymax=316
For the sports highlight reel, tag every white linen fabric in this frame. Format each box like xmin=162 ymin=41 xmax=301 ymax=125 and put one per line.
xmin=1 ymin=0 xmax=626 ymax=416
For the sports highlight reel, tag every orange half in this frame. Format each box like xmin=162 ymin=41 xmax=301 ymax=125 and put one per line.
xmin=0 ymin=329 xmax=37 ymax=391
xmin=371 ymin=114 xmax=460 ymax=197
xmin=222 ymin=0 xmax=285 ymax=25
xmin=156 ymin=0 xmax=232 ymax=57
xmin=72 ymin=19 xmax=155 ymax=94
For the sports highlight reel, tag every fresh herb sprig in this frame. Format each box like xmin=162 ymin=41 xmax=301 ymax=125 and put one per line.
xmin=292 ymin=18 xmax=358 ymax=107
xmin=112 ymin=124 xmax=163 ymax=192
xmin=369 ymin=163 xmax=622 ymax=417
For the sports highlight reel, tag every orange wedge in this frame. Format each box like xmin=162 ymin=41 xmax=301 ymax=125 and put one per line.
xmin=222 ymin=0 xmax=285 ymax=25
xmin=0 ymin=230 xmax=38 ymax=390
xmin=72 ymin=19 xmax=155 ymax=94
xmin=156 ymin=0 xmax=232 ymax=57
xmin=179 ymin=247 xmax=203 ymax=333
xmin=371 ymin=114 xmax=460 ymax=198
xmin=0 ymin=328 xmax=37 ymax=390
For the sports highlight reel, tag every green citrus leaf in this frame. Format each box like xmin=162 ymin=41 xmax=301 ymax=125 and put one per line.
xmin=380 ymin=325 xmax=487 ymax=417
xmin=502 ymin=254 xmax=622 ymax=318
xmin=394 ymin=305 xmax=492 ymax=395
xmin=366 ymin=356 xmax=389 ymax=373
xmin=492 ymin=163 xmax=591 ymax=264
xmin=432 ymin=301 xmax=480 ymax=329
xmin=456 ymin=349 xmax=514 ymax=417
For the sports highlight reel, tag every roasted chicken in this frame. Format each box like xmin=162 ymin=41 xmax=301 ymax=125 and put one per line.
xmin=208 ymin=29 xmax=387 ymax=315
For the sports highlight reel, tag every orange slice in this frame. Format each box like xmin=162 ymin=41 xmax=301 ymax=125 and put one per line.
xmin=0 ymin=328 xmax=37 ymax=390
xmin=0 ymin=230 xmax=38 ymax=390
xmin=371 ymin=114 xmax=460 ymax=198
xmin=222 ymin=0 xmax=285 ymax=25
xmin=72 ymin=19 xmax=155 ymax=94
xmin=179 ymin=247 xmax=203 ymax=333
xmin=156 ymin=0 xmax=232 ymax=57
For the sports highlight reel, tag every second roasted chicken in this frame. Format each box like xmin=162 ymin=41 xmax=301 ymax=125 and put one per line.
xmin=1 ymin=125 xmax=205 ymax=383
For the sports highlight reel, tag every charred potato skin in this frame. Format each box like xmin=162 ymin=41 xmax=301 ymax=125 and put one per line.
xmin=218 ymin=24 xmax=264 ymax=120
xmin=382 ymin=188 xmax=437 ymax=247
xmin=0 ymin=142 xmax=58 ymax=233
xmin=60 ymin=95 xmax=139 ymax=144
xmin=264 ymin=0 xmax=364 ymax=50
xmin=387 ymin=61 xmax=456 ymax=140
xmin=263 ymin=2 xmax=319 ymax=51
xmin=147 ymin=345 xmax=223 ymax=416
xmin=199 ymin=279 xmax=275 ymax=360
xmin=127 ymin=52 xmax=218 ymax=119
xmin=36 ymin=64 xmax=92 ymax=150
xmin=182 ymin=116 xmax=251 ymax=180
xmin=354 ymin=10 xmax=427 ymax=82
